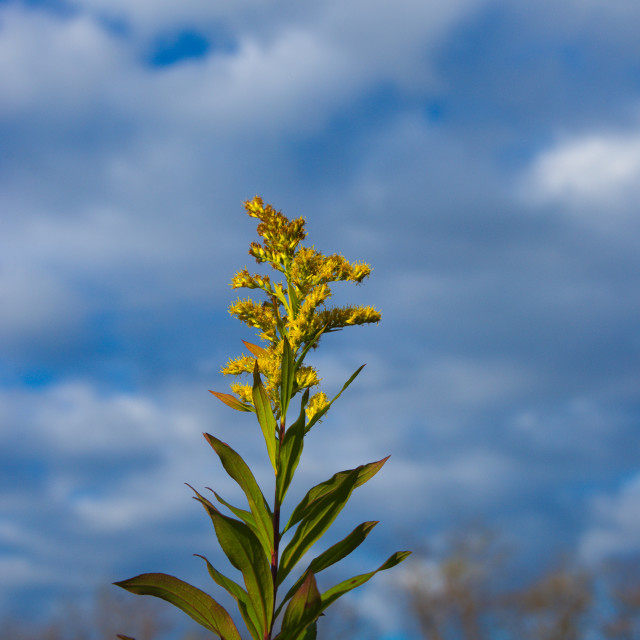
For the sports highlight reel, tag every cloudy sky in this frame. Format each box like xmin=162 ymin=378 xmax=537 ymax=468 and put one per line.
xmin=2 ymin=0 xmax=640 ymax=636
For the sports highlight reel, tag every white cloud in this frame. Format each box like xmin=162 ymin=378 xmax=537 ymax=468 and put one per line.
xmin=0 ymin=378 xmax=269 ymax=530
xmin=130 ymin=0 xmax=485 ymax=135
xmin=70 ymin=0 xmax=484 ymax=73
xmin=361 ymin=449 xmax=521 ymax=529
xmin=70 ymin=463 xmax=197 ymax=533
xmin=0 ymin=1 xmax=486 ymax=349
xmin=0 ymin=556 xmax=48 ymax=588
xmin=319 ymin=0 xmax=485 ymax=92
xmin=341 ymin=355 xmax=531 ymax=443
xmin=0 ymin=6 xmax=126 ymax=117
xmin=2 ymin=0 xmax=640 ymax=627
xmin=510 ymin=397 xmax=625 ymax=455
xmin=1 ymin=0 xmax=486 ymax=131
xmin=0 ymin=381 xmax=200 ymax=456
xmin=579 ymin=474 xmax=640 ymax=562
xmin=71 ymin=0 xmax=258 ymax=34
xmin=0 ymin=0 xmax=490 ymax=356
xmin=350 ymin=569 xmax=411 ymax=635
xmin=170 ymin=29 xmax=357 ymax=134
xmin=523 ymin=127 xmax=640 ymax=210
xmin=0 ymin=264 xmax=86 ymax=351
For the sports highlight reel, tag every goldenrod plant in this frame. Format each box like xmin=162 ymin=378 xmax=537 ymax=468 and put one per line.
xmin=115 ymin=197 xmax=410 ymax=640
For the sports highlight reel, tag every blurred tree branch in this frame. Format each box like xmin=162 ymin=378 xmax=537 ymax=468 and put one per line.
xmin=403 ymin=526 xmax=640 ymax=640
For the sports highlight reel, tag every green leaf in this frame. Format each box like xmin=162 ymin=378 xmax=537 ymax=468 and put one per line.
xmin=277 ymin=521 xmax=379 ymax=616
xmin=252 ymin=362 xmax=278 ymax=471
xmin=280 ymin=336 xmax=296 ymax=418
xmin=114 ymin=573 xmax=241 ymax=640
xmin=278 ymin=468 xmax=360 ymax=586
xmin=278 ymin=573 xmax=322 ymax=640
xmin=191 ymin=485 xmax=259 ymax=543
xmin=288 ymin=280 xmax=300 ymax=317
xmin=305 ymin=520 xmax=379 ymax=575
xmin=299 ymin=622 xmax=318 ymax=640
xmin=204 ymin=433 xmax=273 ymax=555
xmin=305 ymin=365 xmax=365 ymax=432
xmin=294 ymin=323 xmax=328 ymax=371
xmin=276 ymin=389 xmax=309 ymax=504
xmin=285 ymin=457 xmax=389 ymax=533
xmin=274 ymin=622 xmax=319 ymax=640
xmin=277 ymin=555 xmax=412 ymax=638
xmin=209 ymin=390 xmax=254 ymax=413
xmin=212 ymin=491 xmax=257 ymax=530
xmin=194 ymin=554 xmax=247 ymax=604
xmin=271 ymin=294 xmax=288 ymax=338
xmin=320 ymin=551 xmax=411 ymax=610
xmin=195 ymin=554 xmax=262 ymax=640
xmin=188 ymin=483 xmax=219 ymax=514
xmin=199 ymin=497 xmax=274 ymax=635
xmin=190 ymin=484 xmax=249 ymax=528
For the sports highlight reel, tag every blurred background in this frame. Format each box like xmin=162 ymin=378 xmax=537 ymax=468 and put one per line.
xmin=1 ymin=0 xmax=639 ymax=638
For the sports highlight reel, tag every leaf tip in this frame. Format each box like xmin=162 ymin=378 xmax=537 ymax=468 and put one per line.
xmin=203 ymin=432 xmax=215 ymax=445
xmin=242 ymin=339 xmax=267 ymax=357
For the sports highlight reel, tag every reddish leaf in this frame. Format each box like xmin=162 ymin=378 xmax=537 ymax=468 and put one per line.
xmin=242 ymin=340 xmax=267 ymax=357
xmin=209 ymin=390 xmax=254 ymax=412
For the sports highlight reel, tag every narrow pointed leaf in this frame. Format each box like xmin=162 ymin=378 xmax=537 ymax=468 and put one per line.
xmin=272 ymin=284 xmax=290 ymax=312
xmin=212 ymin=491 xmax=257 ymax=530
xmin=277 ymin=521 xmax=379 ymax=615
xmin=305 ymin=365 xmax=365 ymax=432
xmin=281 ymin=555 xmax=410 ymax=638
xmin=278 ymin=468 xmax=360 ymax=586
xmin=299 ymin=622 xmax=318 ymax=640
xmin=195 ymin=554 xmax=247 ymax=603
xmin=321 ymin=551 xmax=412 ymax=609
xmin=242 ymin=340 xmax=267 ymax=357
xmin=190 ymin=488 xmax=273 ymax=634
xmin=252 ymin=363 xmax=278 ymax=471
xmin=192 ymin=485 xmax=257 ymax=540
xmin=117 ymin=636 xmax=136 ymax=640
xmin=196 ymin=555 xmax=261 ymax=640
xmin=271 ymin=294 xmax=287 ymax=338
xmin=192 ymin=482 xmax=253 ymax=529
xmin=275 ymin=622 xmax=318 ymax=640
xmin=209 ymin=390 xmax=254 ymax=413
xmin=114 ymin=573 xmax=241 ymax=640
xmin=207 ymin=503 xmax=274 ymax=634
xmin=285 ymin=457 xmax=389 ymax=533
xmin=188 ymin=483 xmax=219 ymax=514
xmin=276 ymin=389 xmax=308 ymax=503
xmin=288 ymin=280 xmax=300 ymax=317
xmin=294 ymin=323 xmax=328 ymax=370
xmin=204 ymin=433 xmax=273 ymax=554
xmin=278 ymin=573 xmax=322 ymax=640
xmin=280 ymin=336 xmax=295 ymax=417
xmin=305 ymin=520 xmax=379 ymax=576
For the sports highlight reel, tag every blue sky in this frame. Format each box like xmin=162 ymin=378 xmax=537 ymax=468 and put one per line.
xmin=1 ymin=0 xmax=640 ymax=636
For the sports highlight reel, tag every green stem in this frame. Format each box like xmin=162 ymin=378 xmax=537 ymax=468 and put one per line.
xmin=270 ymin=266 xmax=294 ymax=639
xmin=269 ymin=416 xmax=287 ymax=639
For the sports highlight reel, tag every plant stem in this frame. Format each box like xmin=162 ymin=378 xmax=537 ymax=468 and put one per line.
xmin=269 ymin=416 xmax=286 ymax=639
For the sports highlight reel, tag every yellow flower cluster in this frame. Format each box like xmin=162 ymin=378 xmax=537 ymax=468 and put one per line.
xmin=222 ymin=196 xmax=380 ymax=419
xmin=230 ymin=269 xmax=273 ymax=292
xmin=305 ymin=392 xmax=329 ymax=423
xmin=227 ymin=298 xmax=278 ymax=343
xmin=244 ymin=196 xmax=307 ymax=270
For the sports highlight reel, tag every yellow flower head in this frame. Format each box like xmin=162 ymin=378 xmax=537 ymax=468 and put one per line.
xmin=223 ymin=197 xmax=380 ymax=418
